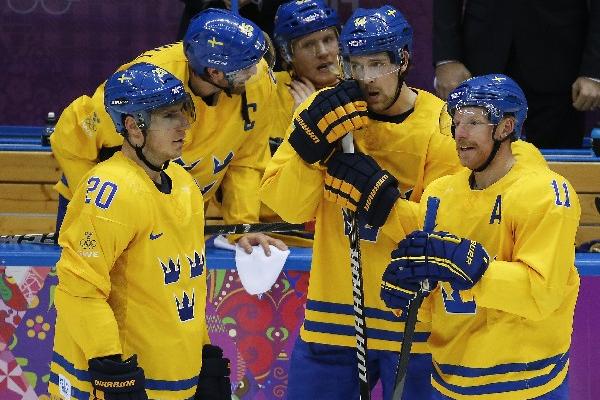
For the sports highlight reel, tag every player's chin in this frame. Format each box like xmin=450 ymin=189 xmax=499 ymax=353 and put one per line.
xmin=170 ymin=140 xmax=184 ymax=157
xmin=229 ymin=84 xmax=247 ymax=95
xmin=458 ymin=152 xmax=482 ymax=170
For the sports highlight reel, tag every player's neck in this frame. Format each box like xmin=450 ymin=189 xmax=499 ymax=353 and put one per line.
xmin=122 ymin=143 xmax=163 ymax=185
xmin=472 ymin=145 xmax=515 ymax=190
xmin=380 ymin=83 xmax=416 ymax=117
xmin=188 ymin=72 xmax=222 ymax=98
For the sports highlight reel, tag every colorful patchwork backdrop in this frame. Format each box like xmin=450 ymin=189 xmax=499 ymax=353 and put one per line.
xmin=0 ymin=264 xmax=386 ymax=399
xmin=1 ymin=261 xmax=600 ymax=399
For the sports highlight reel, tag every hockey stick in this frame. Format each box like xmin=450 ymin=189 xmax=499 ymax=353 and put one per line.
xmin=341 ymin=134 xmax=371 ymax=400
xmin=0 ymin=221 xmax=315 ymax=245
xmin=391 ymin=196 xmax=440 ymax=400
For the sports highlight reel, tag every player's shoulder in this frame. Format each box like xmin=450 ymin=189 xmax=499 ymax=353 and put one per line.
xmin=511 ymin=140 xmax=547 ymax=168
xmin=506 ymin=161 xmax=579 ymax=212
xmin=274 ymin=70 xmax=292 ymax=92
xmin=165 ymin=162 xmax=197 ymax=185
xmin=413 ymin=89 xmax=446 ymax=113
xmin=426 ymin=168 xmax=470 ymax=195
xmin=87 ymin=153 xmax=151 ymax=194
xmin=120 ymin=42 xmax=187 ymax=80
xmin=244 ymin=59 xmax=276 ymax=102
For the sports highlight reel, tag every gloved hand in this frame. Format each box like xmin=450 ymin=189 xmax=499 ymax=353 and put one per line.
xmin=380 ymin=279 xmax=422 ymax=312
xmin=194 ymin=344 xmax=231 ymax=400
xmin=382 ymin=230 xmax=490 ymax=292
xmin=289 ymin=80 xmax=368 ymax=164
xmin=88 ymin=355 xmax=147 ymax=400
xmin=324 ymin=152 xmax=400 ymax=227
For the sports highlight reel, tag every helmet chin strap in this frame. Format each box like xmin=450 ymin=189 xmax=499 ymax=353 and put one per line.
xmin=473 ymin=125 xmax=510 ymax=173
xmin=199 ymin=72 xmax=234 ymax=97
xmin=125 ymin=130 xmax=169 ymax=172
xmin=383 ymin=58 xmax=408 ymax=112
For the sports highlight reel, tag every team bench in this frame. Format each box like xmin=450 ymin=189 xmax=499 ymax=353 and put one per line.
xmin=1 ymin=128 xmax=599 ymax=244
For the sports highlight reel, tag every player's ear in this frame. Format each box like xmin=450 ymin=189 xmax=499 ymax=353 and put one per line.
xmin=399 ymin=49 xmax=410 ymax=74
xmin=205 ymin=67 xmax=224 ymax=81
xmin=124 ymin=115 xmax=143 ymax=143
xmin=497 ymin=116 xmax=515 ymax=140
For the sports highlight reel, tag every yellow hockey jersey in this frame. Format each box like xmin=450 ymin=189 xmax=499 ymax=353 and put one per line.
xmin=260 ymin=88 xmax=462 ymax=352
xmin=49 ymin=152 xmax=209 ymax=400
xmin=271 ymin=71 xmax=295 ymax=140
xmin=50 ymin=42 xmax=275 ymax=223
xmin=383 ymin=160 xmax=580 ymax=399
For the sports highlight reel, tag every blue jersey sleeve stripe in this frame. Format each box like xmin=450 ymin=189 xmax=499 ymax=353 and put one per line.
xmin=52 ymin=351 xmax=91 ymax=381
xmin=49 ymin=372 xmax=90 ymax=399
xmin=432 ymin=353 xmax=568 ymax=396
xmin=304 ymin=320 xmax=430 ymax=342
xmin=436 ymin=352 xmax=568 ymax=377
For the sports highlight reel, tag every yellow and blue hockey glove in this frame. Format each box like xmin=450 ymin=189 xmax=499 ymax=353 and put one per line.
xmin=382 ymin=230 xmax=490 ymax=292
xmin=195 ymin=344 xmax=231 ymax=400
xmin=380 ymin=279 xmax=423 ymax=313
xmin=324 ymin=152 xmax=400 ymax=227
xmin=88 ymin=355 xmax=148 ymax=400
xmin=289 ymin=80 xmax=368 ymax=164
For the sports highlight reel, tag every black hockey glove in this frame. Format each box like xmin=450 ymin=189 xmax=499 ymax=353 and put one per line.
xmin=325 ymin=152 xmax=400 ymax=227
xmin=194 ymin=344 xmax=231 ymax=400
xmin=383 ymin=230 xmax=490 ymax=293
xmin=88 ymin=355 xmax=147 ymax=400
xmin=289 ymin=80 xmax=369 ymax=164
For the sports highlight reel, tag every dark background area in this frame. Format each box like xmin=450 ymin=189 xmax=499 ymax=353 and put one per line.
xmin=0 ymin=0 xmax=597 ymax=133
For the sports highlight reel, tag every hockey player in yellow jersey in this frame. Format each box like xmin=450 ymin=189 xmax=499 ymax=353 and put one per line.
xmin=50 ymin=9 xmax=284 ymax=252
xmin=370 ymin=75 xmax=580 ymax=399
xmin=260 ymin=6 xmax=464 ymax=399
xmin=49 ymin=64 xmax=235 ymax=400
xmin=271 ymin=0 xmax=341 ymax=134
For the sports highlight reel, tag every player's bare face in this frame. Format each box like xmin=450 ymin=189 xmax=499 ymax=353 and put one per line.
xmin=349 ymin=53 xmax=402 ymax=112
xmin=452 ymin=107 xmax=496 ymax=169
xmin=291 ymin=28 xmax=340 ymax=89
xmin=146 ymin=102 xmax=193 ymax=162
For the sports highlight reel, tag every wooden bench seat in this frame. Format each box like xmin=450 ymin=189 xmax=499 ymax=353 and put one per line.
xmin=550 ymin=162 xmax=600 ymax=245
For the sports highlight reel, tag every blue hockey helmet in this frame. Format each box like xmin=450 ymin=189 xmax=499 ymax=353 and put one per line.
xmin=274 ymin=0 xmax=339 ymax=61
xmin=184 ymin=8 xmax=267 ymax=75
xmin=104 ymin=62 xmax=194 ymax=134
xmin=447 ymin=74 xmax=528 ymax=138
xmin=340 ymin=5 xmax=413 ymax=65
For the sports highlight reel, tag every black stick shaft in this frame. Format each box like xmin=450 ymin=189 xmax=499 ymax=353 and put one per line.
xmin=0 ymin=221 xmax=313 ymax=245
xmin=392 ymin=196 xmax=440 ymax=400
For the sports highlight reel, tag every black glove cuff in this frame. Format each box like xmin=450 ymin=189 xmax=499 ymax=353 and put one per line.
xmin=88 ymin=356 xmax=145 ymax=394
xmin=289 ymin=111 xmax=335 ymax=164
xmin=363 ymin=183 xmax=400 ymax=228
xmin=358 ymin=169 xmax=397 ymax=210
xmin=199 ymin=358 xmax=231 ymax=378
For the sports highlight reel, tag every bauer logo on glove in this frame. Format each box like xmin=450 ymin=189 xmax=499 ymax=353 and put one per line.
xmin=382 ymin=230 xmax=490 ymax=292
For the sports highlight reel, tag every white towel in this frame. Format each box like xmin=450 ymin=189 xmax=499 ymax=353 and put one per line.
xmin=235 ymin=244 xmax=290 ymax=295
xmin=213 ymin=234 xmax=236 ymax=251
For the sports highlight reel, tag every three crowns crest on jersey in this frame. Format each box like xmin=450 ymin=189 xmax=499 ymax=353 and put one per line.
xmin=175 ymin=290 xmax=195 ymax=322
xmin=159 ymin=250 xmax=205 ymax=284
